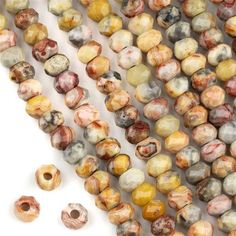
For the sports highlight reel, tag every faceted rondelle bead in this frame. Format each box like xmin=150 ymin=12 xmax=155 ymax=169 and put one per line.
xmin=5 ymin=0 xmax=29 ymax=14
xmin=121 ymin=0 xmax=144 ymax=18
xmin=223 ymin=173 xmax=236 ymax=196
xmin=0 ymin=14 xmax=7 ymax=30
xmin=142 ymin=200 xmax=165 ymax=222
xmin=125 ymin=121 xmax=150 ymax=144
xmin=35 ymin=164 xmax=61 ymax=191
xmin=116 ymin=220 xmax=142 ymax=236
xmin=188 ymin=220 xmax=214 ymax=236
xmin=182 ymin=0 xmax=206 ymax=18
xmin=216 ymin=59 xmax=236 ymax=81
xmin=151 ymin=215 xmax=175 ymax=236
xmin=218 ymin=211 xmax=236 ymax=233
xmin=225 ymin=76 xmax=236 ymax=96
xmin=0 ymin=29 xmax=17 ymax=53
xmin=225 ymin=16 xmax=236 ymax=37
xmin=51 ymin=126 xmax=74 ymax=150
xmin=15 ymin=8 xmax=38 ymax=30
xmin=48 ymin=0 xmax=72 ymax=16
xmin=219 ymin=121 xmax=236 ymax=144
xmin=192 ymin=12 xmax=216 ymax=33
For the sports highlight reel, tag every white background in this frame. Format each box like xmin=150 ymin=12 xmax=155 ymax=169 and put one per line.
xmin=0 ymin=0 xmax=231 ymax=235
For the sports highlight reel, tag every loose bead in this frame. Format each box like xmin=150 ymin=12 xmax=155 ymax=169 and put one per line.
xmin=218 ymin=211 xmax=236 ymax=233
xmin=96 ymin=138 xmax=121 ymax=160
xmin=14 ymin=8 xmax=38 ymax=30
xmin=148 ymin=0 xmax=171 ymax=11
xmin=116 ymin=220 xmax=142 ymax=236
xmin=35 ymin=164 xmax=61 ymax=191
xmin=38 ymin=110 xmax=64 ymax=133
xmin=74 ymin=104 xmax=100 ymax=128
xmin=32 ymin=38 xmax=58 ymax=63
xmin=68 ymin=25 xmax=92 ymax=48
xmin=223 ymin=173 xmax=236 ymax=196
xmin=191 ymin=68 xmax=217 ymax=92
xmin=146 ymin=154 xmax=172 ymax=178
xmin=84 ymin=120 xmax=109 ymax=144
xmin=55 ymin=70 xmax=79 ymax=94
xmin=48 ymin=0 xmax=72 ymax=16
xmin=9 ymin=61 xmax=35 ymax=83
xmin=86 ymin=56 xmax=110 ymax=80
xmin=5 ymin=0 xmax=29 ymax=14
xmin=137 ymin=29 xmax=162 ymax=53
xmin=230 ymin=140 xmax=236 ymax=158
xmin=176 ymin=146 xmax=200 ymax=169
xmin=51 ymin=126 xmax=74 ymax=150
xmin=61 ymin=203 xmax=88 ymax=230
xmin=0 ymin=14 xmax=8 ymax=30
xmin=119 ymin=168 xmax=145 ymax=192
xmin=58 ymin=8 xmax=83 ymax=32
xmin=77 ymin=40 xmax=102 ymax=64
xmin=188 ymin=220 xmax=213 ymax=236
xmin=185 ymin=162 xmax=211 ymax=184
xmin=155 ymin=115 xmax=180 ymax=138
xmin=151 ymin=215 xmax=175 ymax=236
xmin=0 ymin=29 xmax=17 ymax=53
xmin=18 ymin=79 xmax=42 ymax=101
xmin=118 ymin=46 xmax=142 ymax=70
xmin=156 ymin=171 xmax=181 ymax=194
xmin=44 ymin=54 xmax=70 ymax=77
xmin=126 ymin=64 xmax=151 ymax=87
xmin=182 ymin=0 xmax=206 ymax=18
xmin=87 ymin=0 xmax=112 ymax=22
xmin=26 ymin=95 xmax=51 ymax=119
xmin=165 ymin=131 xmax=189 ymax=153
xmin=225 ymin=16 xmax=236 ymax=37
xmin=131 ymin=182 xmax=156 ymax=206
xmin=216 ymin=59 xmax=236 ymax=81
xmin=199 ymin=28 xmax=223 ymax=49
xmin=75 ymin=155 xmax=99 ymax=178
xmin=109 ymin=30 xmax=133 ymax=53
xmin=144 ymin=98 xmax=169 ymax=121
xmin=168 ymin=185 xmax=193 ymax=210
xmin=121 ymin=0 xmax=144 ymax=18
xmin=217 ymin=1 xmax=236 ymax=21
xmin=176 ymin=204 xmax=201 ymax=228
xmin=0 ymin=46 xmax=25 ymax=68
xmin=142 ymin=200 xmax=165 ymax=222
xmin=174 ymin=38 xmax=198 ymax=60
xmin=157 ymin=6 xmax=181 ymax=29
xmin=84 ymin=170 xmax=110 ymax=195
xmin=135 ymin=137 xmax=161 ymax=161
xmin=14 ymin=196 xmax=40 ymax=222
xmin=192 ymin=12 xmax=216 ymax=33
xmin=108 ymin=203 xmax=134 ymax=225
xmin=219 ymin=121 xmax=236 ymax=144
xmin=207 ymin=194 xmax=232 ymax=216
xmin=107 ymin=154 xmax=131 ymax=177
xmin=225 ymin=76 xmax=236 ymax=96
xmin=105 ymin=89 xmax=131 ymax=112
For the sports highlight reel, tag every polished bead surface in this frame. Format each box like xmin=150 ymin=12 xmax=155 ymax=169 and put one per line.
xmin=225 ymin=16 xmax=236 ymax=37
xmin=69 ymin=25 xmax=92 ymax=47
xmin=192 ymin=12 xmax=216 ymax=33
xmin=218 ymin=210 xmax=236 ymax=233
xmin=199 ymin=28 xmax=223 ymax=49
xmin=225 ymin=76 xmax=236 ymax=96
xmin=48 ymin=0 xmax=72 ymax=15
xmin=148 ymin=0 xmax=171 ymax=11
xmin=116 ymin=220 xmax=142 ymax=236
xmin=223 ymin=173 xmax=236 ymax=196
xmin=188 ymin=220 xmax=213 ymax=236
xmin=121 ymin=0 xmax=144 ymax=17
xmin=182 ymin=0 xmax=206 ymax=17
xmin=0 ymin=14 xmax=7 ymax=30
xmin=0 ymin=29 xmax=16 ymax=53
xmin=219 ymin=121 xmax=236 ymax=144
xmin=142 ymin=200 xmax=165 ymax=222
xmin=5 ymin=0 xmax=29 ymax=14
xmin=217 ymin=1 xmax=236 ymax=21
xmin=15 ymin=8 xmax=38 ymax=30
xmin=230 ymin=140 xmax=236 ymax=158
xmin=216 ymin=59 xmax=236 ymax=81
xmin=151 ymin=215 xmax=175 ymax=236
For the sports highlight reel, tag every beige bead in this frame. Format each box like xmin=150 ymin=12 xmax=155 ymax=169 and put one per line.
xmin=182 ymin=0 xmax=206 ymax=18
xmin=0 ymin=14 xmax=7 ymax=30
xmin=225 ymin=16 xmax=236 ymax=37
xmin=216 ymin=59 xmax=236 ymax=81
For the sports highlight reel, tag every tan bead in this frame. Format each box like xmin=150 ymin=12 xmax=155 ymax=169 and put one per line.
xmin=0 ymin=14 xmax=8 ymax=30
xmin=182 ymin=0 xmax=206 ymax=18
xmin=225 ymin=16 xmax=236 ymax=37
xmin=188 ymin=220 xmax=213 ymax=236
xmin=216 ymin=59 xmax=236 ymax=81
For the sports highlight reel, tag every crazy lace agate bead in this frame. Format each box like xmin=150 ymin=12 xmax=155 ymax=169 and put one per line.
xmin=230 ymin=140 xmax=236 ymax=158
xmin=225 ymin=76 xmax=236 ymax=96
xmin=0 ymin=29 xmax=16 ymax=53
xmin=217 ymin=0 xmax=236 ymax=21
xmin=219 ymin=121 xmax=236 ymax=144
xmin=0 ymin=14 xmax=7 ymax=30
xmin=116 ymin=220 xmax=142 ymax=236
xmin=225 ymin=16 xmax=236 ymax=37
xmin=188 ymin=220 xmax=213 ymax=236
xmin=218 ymin=210 xmax=236 ymax=233
xmin=148 ymin=0 xmax=171 ymax=11
xmin=142 ymin=200 xmax=165 ymax=222
xmin=182 ymin=0 xmax=206 ymax=18
xmin=15 ymin=8 xmax=38 ymax=30
xmin=223 ymin=173 xmax=236 ymax=196
xmin=48 ymin=0 xmax=72 ymax=15
xmin=192 ymin=12 xmax=216 ymax=33
xmin=216 ymin=59 xmax=236 ymax=82
xmin=121 ymin=0 xmax=144 ymax=18
xmin=151 ymin=215 xmax=175 ymax=236
xmin=5 ymin=0 xmax=29 ymax=14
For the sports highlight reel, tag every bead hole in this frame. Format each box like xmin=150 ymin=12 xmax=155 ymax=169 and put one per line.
xmin=21 ymin=202 xmax=30 ymax=212
xmin=70 ymin=210 xmax=80 ymax=219
xmin=43 ymin=172 xmax=52 ymax=180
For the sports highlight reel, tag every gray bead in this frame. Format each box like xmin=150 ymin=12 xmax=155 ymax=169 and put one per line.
xmin=218 ymin=210 xmax=236 ymax=233
xmin=223 ymin=172 xmax=236 ymax=196
xmin=191 ymin=12 xmax=215 ymax=33
xmin=63 ymin=141 xmax=87 ymax=165
xmin=219 ymin=121 xmax=236 ymax=144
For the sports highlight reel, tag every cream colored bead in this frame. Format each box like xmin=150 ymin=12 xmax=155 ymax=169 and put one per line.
xmin=225 ymin=16 xmax=236 ymax=37
xmin=174 ymin=38 xmax=198 ymax=60
xmin=155 ymin=115 xmax=180 ymax=138
xmin=137 ymin=29 xmax=162 ymax=53
xmin=216 ymin=59 xmax=236 ymax=81
xmin=5 ymin=0 xmax=29 ymax=14
xmin=128 ymin=13 xmax=154 ymax=36
xmin=0 ymin=14 xmax=7 ymax=30
xmin=181 ymin=53 xmax=206 ymax=76
xmin=48 ymin=0 xmax=72 ymax=15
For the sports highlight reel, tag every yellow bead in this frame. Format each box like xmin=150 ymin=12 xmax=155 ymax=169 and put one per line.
xmin=26 ymin=95 xmax=52 ymax=119
xmin=0 ymin=14 xmax=7 ymax=30
xmin=24 ymin=23 xmax=48 ymax=46
xmin=142 ymin=200 xmax=166 ymax=222
xmin=87 ymin=0 xmax=112 ymax=22
xmin=165 ymin=131 xmax=189 ymax=153
xmin=216 ymin=59 xmax=236 ymax=81
xmin=131 ymin=183 xmax=156 ymax=206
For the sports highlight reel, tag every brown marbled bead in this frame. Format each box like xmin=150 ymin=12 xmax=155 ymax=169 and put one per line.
xmin=121 ymin=0 xmax=144 ymax=18
xmin=125 ymin=121 xmax=150 ymax=144
xmin=188 ymin=220 xmax=214 ymax=236
xmin=199 ymin=28 xmax=223 ymax=49
xmin=0 ymin=29 xmax=17 ymax=52
xmin=50 ymin=126 xmax=74 ymax=150
xmin=14 ymin=8 xmax=39 ymax=30
xmin=225 ymin=76 xmax=236 ymax=96
xmin=182 ymin=0 xmax=206 ymax=18
xmin=151 ymin=215 xmax=175 ymax=236
xmin=217 ymin=1 xmax=236 ymax=21
xmin=32 ymin=38 xmax=58 ymax=63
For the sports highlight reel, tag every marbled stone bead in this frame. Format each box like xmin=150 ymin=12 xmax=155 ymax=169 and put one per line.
xmin=196 ymin=177 xmax=222 ymax=202
xmin=225 ymin=16 xmax=236 ymax=37
xmin=96 ymin=138 xmax=121 ymax=160
xmin=18 ymin=79 xmax=42 ymax=101
xmin=51 ymin=126 xmax=74 ymax=150
xmin=225 ymin=76 xmax=236 ymax=96
xmin=230 ymin=140 xmax=236 ymax=158
xmin=74 ymin=104 xmax=100 ymax=128
xmin=185 ymin=162 xmax=210 ymax=184
xmin=207 ymin=194 xmax=232 ymax=216
xmin=144 ymin=98 xmax=169 ymax=121
xmin=15 ymin=8 xmax=38 ymax=30
xmin=44 ymin=54 xmax=70 ymax=77
xmin=192 ymin=123 xmax=217 ymax=146
xmin=151 ymin=215 xmax=175 ymax=236
xmin=219 ymin=121 xmax=236 ymax=144
xmin=125 ymin=121 xmax=150 ymax=144
xmin=192 ymin=12 xmax=216 ymax=33
xmin=188 ymin=220 xmax=214 ymax=236
xmin=199 ymin=28 xmax=224 ymax=49
xmin=223 ymin=173 xmax=236 ymax=196
xmin=216 ymin=59 xmax=236 ymax=82
xmin=168 ymin=186 xmax=193 ymax=210
xmin=121 ymin=0 xmax=144 ymax=17
xmin=182 ymin=0 xmax=206 ymax=18
xmin=176 ymin=146 xmax=200 ymax=169
xmin=142 ymin=200 xmax=165 ymax=222
xmin=176 ymin=204 xmax=201 ymax=228
xmin=5 ymin=0 xmax=29 ymax=14
xmin=119 ymin=168 xmax=145 ymax=192
xmin=68 ymin=25 xmax=92 ymax=48
xmin=38 ymin=110 xmax=64 ymax=133
xmin=217 ymin=1 xmax=236 ymax=21
xmin=0 ymin=46 xmax=25 ymax=68
xmin=191 ymin=68 xmax=217 ymax=92
xmin=166 ymin=21 xmax=191 ymax=43
xmin=54 ymin=70 xmax=79 ymax=94
xmin=201 ymin=139 xmax=226 ymax=163
xmin=48 ymin=0 xmax=72 ymax=16
xmin=0 ymin=14 xmax=7 ymax=31
xmin=9 ymin=61 xmax=35 ymax=83
xmin=218 ymin=211 xmax=236 ymax=233
xmin=116 ymin=220 xmax=142 ymax=236
xmin=0 ymin=29 xmax=16 ymax=53
xmin=148 ymin=0 xmax=171 ymax=11
xmin=157 ymin=6 xmax=181 ymax=29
